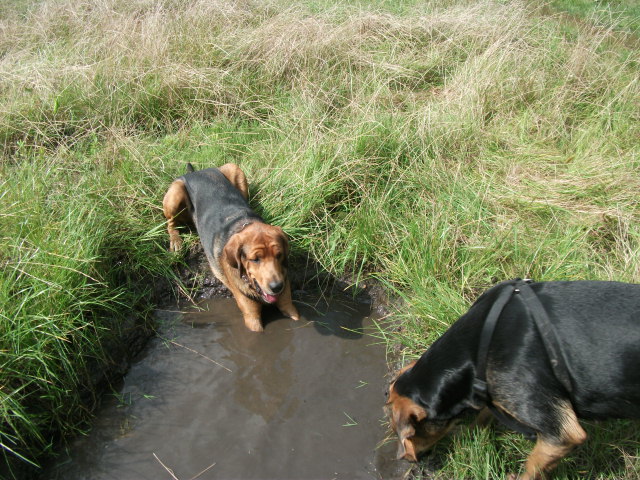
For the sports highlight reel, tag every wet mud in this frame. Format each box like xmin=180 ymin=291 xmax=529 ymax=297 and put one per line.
xmin=43 ymin=293 xmax=408 ymax=480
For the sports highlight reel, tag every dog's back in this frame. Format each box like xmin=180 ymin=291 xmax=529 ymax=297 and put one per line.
xmin=180 ymin=168 xmax=261 ymax=271
xmin=489 ymin=280 xmax=640 ymax=420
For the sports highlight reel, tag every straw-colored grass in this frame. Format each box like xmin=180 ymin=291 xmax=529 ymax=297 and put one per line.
xmin=1 ymin=0 xmax=638 ymax=477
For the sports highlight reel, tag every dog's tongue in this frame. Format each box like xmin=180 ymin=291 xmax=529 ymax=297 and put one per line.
xmin=263 ymin=293 xmax=279 ymax=304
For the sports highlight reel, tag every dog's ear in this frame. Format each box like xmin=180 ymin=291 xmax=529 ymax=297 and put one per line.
xmin=224 ymin=234 xmax=245 ymax=275
xmin=273 ymin=226 xmax=289 ymax=266
xmin=393 ymin=398 xmax=427 ymax=461
xmin=398 ymin=437 xmax=420 ymax=462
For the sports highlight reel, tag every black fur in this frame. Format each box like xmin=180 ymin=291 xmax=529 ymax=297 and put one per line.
xmin=395 ymin=279 xmax=640 ymax=441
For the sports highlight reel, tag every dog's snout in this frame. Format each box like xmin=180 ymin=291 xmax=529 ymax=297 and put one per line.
xmin=269 ymin=280 xmax=284 ymax=294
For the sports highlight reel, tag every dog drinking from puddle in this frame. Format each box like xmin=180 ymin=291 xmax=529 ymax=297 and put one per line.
xmin=386 ymin=279 xmax=640 ymax=479
xmin=163 ymin=163 xmax=299 ymax=332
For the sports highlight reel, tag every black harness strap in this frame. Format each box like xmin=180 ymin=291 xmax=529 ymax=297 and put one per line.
xmin=517 ymin=283 xmax=573 ymax=394
xmin=471 ymin=282 xmax=536 ymax=438
xmin=472 ymin=279 xmax=573 ymax=439
xmin=472 ymin=284 xmax=517 ymax=403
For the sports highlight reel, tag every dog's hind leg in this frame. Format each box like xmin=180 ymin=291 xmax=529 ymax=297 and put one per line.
xmin=512 ymin=402 xmax=587 ymax=480
xmin=218 ymin=163 xmax=249 ymax=200
xmin=162 ymin=179 xmax=192 ymax=252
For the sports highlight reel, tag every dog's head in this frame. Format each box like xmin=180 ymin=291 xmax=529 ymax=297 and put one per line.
xmin=224 ymin=223 xmax=289 ymax=304
xmin=385 ymin=362 xmax=456 ymax=462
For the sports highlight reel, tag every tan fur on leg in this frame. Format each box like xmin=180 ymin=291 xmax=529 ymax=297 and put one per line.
xmin=218 ymin=163 xmax=249 ymax=200
xmin=514 ymin=403 xmax=587 ymax=480
xmin=162 ymin=179 xmax=192 ymax=252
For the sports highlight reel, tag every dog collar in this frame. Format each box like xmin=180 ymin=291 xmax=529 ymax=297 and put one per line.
xmin=237 ymin=221 xmax=253 ymax=232
xmin=227 ymin=215 xmax=260 ymax=236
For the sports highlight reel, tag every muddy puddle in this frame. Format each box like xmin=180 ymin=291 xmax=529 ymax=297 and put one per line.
xmin=43 ymin=294 xmax=406 ymax=480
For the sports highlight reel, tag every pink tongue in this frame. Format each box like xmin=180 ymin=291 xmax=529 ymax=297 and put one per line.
xmin=264 ymin=293 xmax=278 ymax=304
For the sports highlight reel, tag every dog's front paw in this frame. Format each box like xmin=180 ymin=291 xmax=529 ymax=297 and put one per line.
xmin=169 ymin=234 xmax=183 ymax=252
xmin=279 ymin=304 xmax=300 ymax=321
xmin=244 ymin=317 xmax=264 ymax=332
xmin=277 ymin=300 xmax=300 ymax=321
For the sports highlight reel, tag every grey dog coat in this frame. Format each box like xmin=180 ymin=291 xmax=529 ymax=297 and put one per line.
xmin=180 ymin=168 xmax=262 ymax=279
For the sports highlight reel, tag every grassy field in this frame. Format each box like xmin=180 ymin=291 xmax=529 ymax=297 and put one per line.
xmin=0 ymin=0 xmax=638 ymax=478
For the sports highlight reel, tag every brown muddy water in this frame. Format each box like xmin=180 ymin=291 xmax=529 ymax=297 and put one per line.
xmin=43 ymin=295 xmax=408 ymax=480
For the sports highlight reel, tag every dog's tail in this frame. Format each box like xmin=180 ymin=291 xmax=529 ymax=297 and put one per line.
xmin=186 ymin=163 xmax=195 ymax=173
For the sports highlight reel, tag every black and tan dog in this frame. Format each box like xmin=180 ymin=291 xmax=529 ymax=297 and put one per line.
xmin=386 ymin=279 xmax=640 ymax=479
xmin=162 ymin=163 xmax=300 ymax=332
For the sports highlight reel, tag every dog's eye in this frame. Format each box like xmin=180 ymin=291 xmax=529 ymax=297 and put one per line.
xmin=250 ymin=258 xmax=261 ymax=263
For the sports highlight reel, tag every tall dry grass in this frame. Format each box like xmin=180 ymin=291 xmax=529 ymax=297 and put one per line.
xmin=1 ymin=0 xmax=638 ymax=477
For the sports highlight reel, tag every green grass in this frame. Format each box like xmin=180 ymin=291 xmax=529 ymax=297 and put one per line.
xmin=0 ymin=0 xmax=639 ymax=477
xmin=0 ymin=147 xmax=176 ymax=475
xmin=548 ymin=0 xmax=640 ymax=34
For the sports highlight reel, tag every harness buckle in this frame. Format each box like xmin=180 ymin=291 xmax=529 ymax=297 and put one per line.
xmin=472 ymin=378 xmax=488 ymax=399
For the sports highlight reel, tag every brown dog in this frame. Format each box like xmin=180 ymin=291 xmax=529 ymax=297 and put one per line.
xmin=386 ymin=279 xmax=640 ymax=479
xmin=162 ymin=163 xmax=300 ymax=332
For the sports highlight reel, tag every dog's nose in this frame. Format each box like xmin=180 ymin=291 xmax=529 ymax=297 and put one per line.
xmin=269 ymin=280 xmax=284 ymax=294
